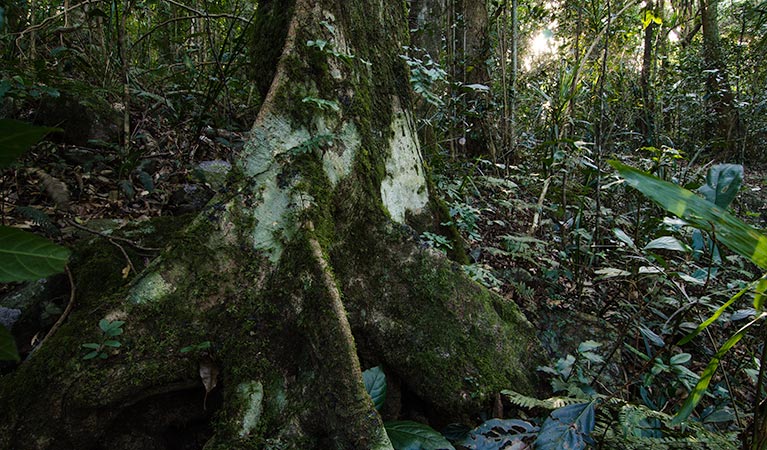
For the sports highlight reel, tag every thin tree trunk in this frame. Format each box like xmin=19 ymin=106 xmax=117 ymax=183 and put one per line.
xmin=700 ymin=0 xmax=737 ymax=155
xmin=640 ymin=0 xmax=657 ymax=145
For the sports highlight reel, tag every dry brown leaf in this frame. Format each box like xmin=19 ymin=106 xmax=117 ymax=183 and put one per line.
xmin=199 ymin=357 xmax=219 ymax=410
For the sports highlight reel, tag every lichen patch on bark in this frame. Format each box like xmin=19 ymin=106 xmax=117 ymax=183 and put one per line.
xmin=380 ymin=97 xmax=429 ymax=223
xmin=236 ymin=380 xmax=264 ymax=438
xmin=128 ymin=271 xmax=174 ymax=304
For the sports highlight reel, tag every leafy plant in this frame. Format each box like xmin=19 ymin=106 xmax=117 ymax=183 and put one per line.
xmin=0 ymin=119 xmax=68 ymax=362
xmin=535 ymin=401 xmax=597 ymax=450
xmin=288 ymin=133 xmax=336 ymax=157
xmin=363 ymin=366 xmax=387 ymax=411
xmin=456 ymin=419 xmax=538 ymax=449
xmin=421 ymin=231 xmax=453 ymax=254
xmin=81 ymin=319 xmax=124 ymax=360
xmin=361 ymin=366 xmax=454 ymax=450
xmin=180 ymin=341 xmax=212 ymax=354
xmin=610 ymin=161 xmax=767 ymax=439
xmin=301 ymin=96 xmax=340 ymax=113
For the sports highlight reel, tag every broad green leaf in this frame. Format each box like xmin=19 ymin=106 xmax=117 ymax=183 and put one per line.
xmin=697 ymin=164 xmax=743 ymax=209
xmin=644 ymin=236 xmax=688 ymax=252
xmin=0 ymin=119 xmax=58 ymax=168
xmin=103 ymin=340 xmax=121 ymax=348
xmin=0 ymin=325 xmax=20 ymax=362
xmin=535 ymin=401 xmax=596 ymax=450
xmin=81 ymin=343 xmax=101 ymax=350
xmin=610 ymin=161 xmax=767 ymax=269
xmin=639 ymin=325 xmax=665 ymax=347
xmin=670 ymin=353 xmax=692 ymax=365
xmin=0 ymin=226 xmax=70 ymax=282
xmin=613 ymin=228 xmax=636 ymax=249
xmin=362 ymin=366 xmax=387 ymax=411
xmin=385 ymin=421 xmax=455 ymax=450
xmin=673 ymin=313 xmax=767 ymax=425
xmin=754 ymin=276 xmax=767 ymax=312
xmin=83 ymin=351 xmax=99 ymax=360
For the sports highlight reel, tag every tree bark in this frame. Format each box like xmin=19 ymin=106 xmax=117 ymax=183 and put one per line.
xmin=700 ymin=0 xmax=737 ymax=154
xmin=0 ymin=1 xmax=543 ymax=448
xmin=639 ymin=0 xmax=657 ymax=144
xmin=408 ymin=0 xmax=446 ymax=58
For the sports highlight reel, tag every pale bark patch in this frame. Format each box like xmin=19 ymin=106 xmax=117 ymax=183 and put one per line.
xmin=380 ymin=98 xmax=428 ymax=223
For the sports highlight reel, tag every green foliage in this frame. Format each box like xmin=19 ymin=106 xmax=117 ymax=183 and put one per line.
xmin=288 ymin=133 xmax=336 ymax=157
xmin=611 ymin=161 xmax=767 ymax=268
xmin=82 ymin=319 xmax=124 ymax=360
xmin=0 ymin=119 xmax=69 ymax=361
xmin=457 ymin=419 xmax=538 ymax=450
xmin=362 ymin=366 xmax=386 ymax=412
xmin=385 ymin=421 xmax=455 ymax=450
xmin=180 ymin=341 xmax=212 ymax=354
xmin=421 ymin=231 xmax=453 ymax=254
xmin=536 ymin=401 xmax=597 ymax=450
xmin=611 ymin=161 xmax=767 ymax=427
xmin=361 ymin=366 xmax=453 ymax=449
xmin=301 ymin=96 xmax=340 ymax=113
xmin=400 ymin=47 xmax=448 ymax=107
xmin=0 ymin=226 xmax=70 ymax=282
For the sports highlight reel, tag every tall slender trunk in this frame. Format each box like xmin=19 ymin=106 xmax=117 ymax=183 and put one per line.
xmin=700 ymin=0 xmax=737 ymax=155
xmin=640 ymin=0 xmax=658 ymax=145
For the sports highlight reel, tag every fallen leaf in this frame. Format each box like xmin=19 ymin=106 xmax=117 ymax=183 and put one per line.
xmin=200 ymin=357 xmax=219 ymax=410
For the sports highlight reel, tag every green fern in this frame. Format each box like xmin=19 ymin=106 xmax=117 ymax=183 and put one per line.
xmin=596 ymin=402 xmax=739 ymax=449
xmin=501 ymin=390 xmax=584 ymax=410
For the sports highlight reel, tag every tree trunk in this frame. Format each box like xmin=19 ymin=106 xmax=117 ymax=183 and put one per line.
xmin=700 ymin=0 xmax=737 ymax=154
xmin=456 ymin=0 xmax=491 ymax=157
xmin=0 ymin=1 xmax=543 ymax=448
xmin=408 ymin=0 xmax=446 ymax=58
xmin=639 ymin=0 xmax=657 ymax=145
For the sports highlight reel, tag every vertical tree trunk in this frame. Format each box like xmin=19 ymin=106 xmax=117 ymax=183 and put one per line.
xmin=700 ymin=0 xmax=737 ymax=154
xmin=640 ymin=0 xmax=658 ymax=145
xmin=0 ymin=0 xmax=543 ymax=448
xmin=408 ymin=0 xmax=446 ymax=57
xmin=457 ymin=0 xmax=490 ymax=157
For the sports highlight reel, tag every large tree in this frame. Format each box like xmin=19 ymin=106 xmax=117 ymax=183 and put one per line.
xmin=0 ymin=0 xmax=541 ymax=448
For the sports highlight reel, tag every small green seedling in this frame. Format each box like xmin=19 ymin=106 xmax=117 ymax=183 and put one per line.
xmin=180 ymin=341 xmax=212 ymax=354
xmin=82 ymin=319 xmax=124 ymax=360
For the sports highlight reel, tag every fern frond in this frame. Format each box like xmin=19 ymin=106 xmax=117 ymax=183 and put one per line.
xmin=595 ymin=401 xmax=739 ymax=449
xmin=501 ymin=390 xmax=585 ymax=410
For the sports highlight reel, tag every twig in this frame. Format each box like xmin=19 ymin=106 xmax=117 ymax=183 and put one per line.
xmin=26 ymin=266 xmax=76 ymax=361
xmin=528 ymin=176 xmax=552 ymax=235
xmin=66 ymin=219 xmax=161 ymax=252
xmin=111 ymin=237 xmax=137 ymax=276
